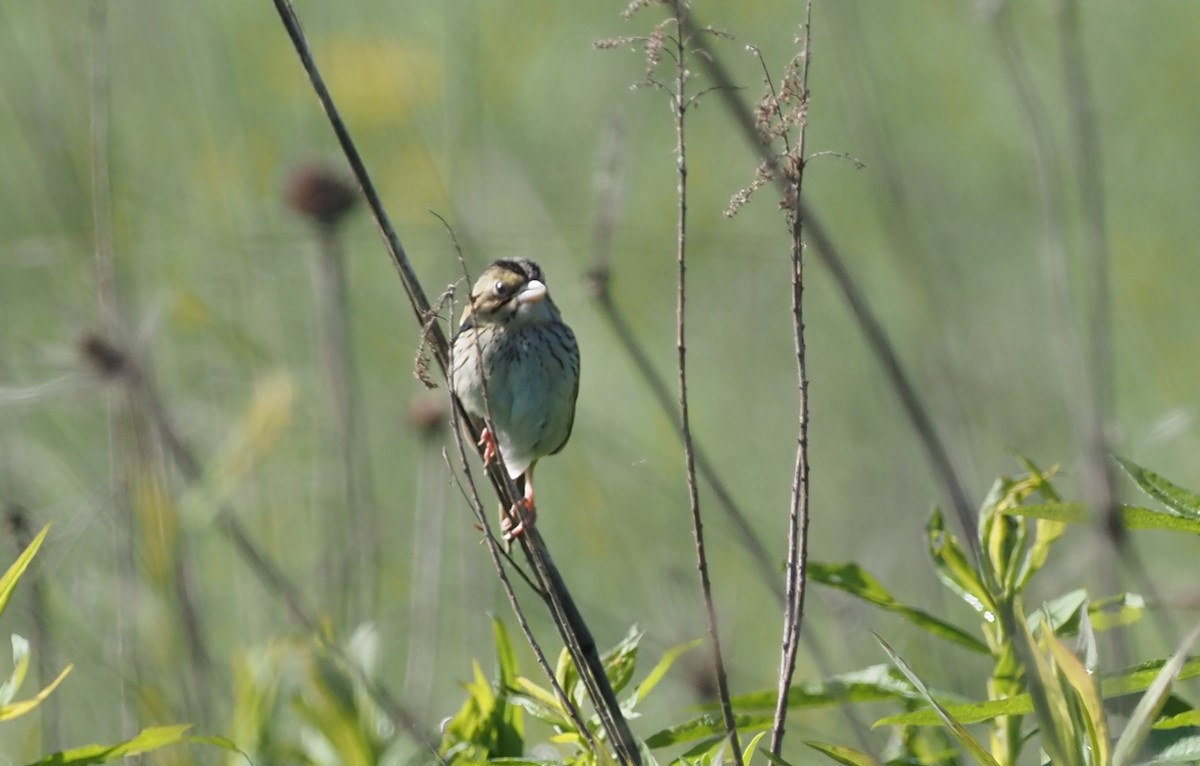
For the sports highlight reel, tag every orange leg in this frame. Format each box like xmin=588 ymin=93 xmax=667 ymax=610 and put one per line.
xmin=477 ymin=427 xmax=498 ymax=464
xmin=502 ymin=466 xmax=538 ymax=541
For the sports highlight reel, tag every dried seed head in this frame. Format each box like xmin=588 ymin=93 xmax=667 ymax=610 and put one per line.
xmin=408 ymin=395 xmax=447 ymax=439
xmin=285 ymin=164 xmax=360 ymax=227
xmin=78 ymin=334 xmax=131 ymax=380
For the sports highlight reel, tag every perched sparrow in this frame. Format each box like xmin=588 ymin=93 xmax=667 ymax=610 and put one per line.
xmin=450 ymin=258 xmax=580 ymax=539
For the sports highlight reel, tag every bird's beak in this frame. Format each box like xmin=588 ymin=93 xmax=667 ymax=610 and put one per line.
xmin=517 ymin=279 xmax=547 ymax=305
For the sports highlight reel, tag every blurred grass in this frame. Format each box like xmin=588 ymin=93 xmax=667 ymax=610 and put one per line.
xmin=2 ymin=0 xmax=1200 ymax=760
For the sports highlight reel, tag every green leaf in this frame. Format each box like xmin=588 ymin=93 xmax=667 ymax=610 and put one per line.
xmin=1088 ymin=592 xmax=1147 ymax=633
xmin=1003 ymin=503 xmax=1200 ymax=534
xmin=1113 ymin=621 xmax=1200 ymax=766
xmin=927 ymin=508 xmax=994 ymax=617
xmin=0 ymin=524 xmax=49 ymax=619
xmin=602 ymin=625 xmax=642 ymax=696
xmin=1044 ymin=628 xmax=1109 ymax=766
xmin=723 ymin=664 xmax=966 ymax=713
xmin=1155 ymin=711 xmax=1200 ymax=729
xmin=644 ymin=713 xmax=773 ymax=749
xmin=1117 ymin=456 xmax=1200 ymax=519
xmin=879 ymin=655 xmax=1200 ymax=727
xmin=625 ymin=638 xmax=700 ymax=710
xmin=740 ymin=730 xmax=768 ymax=765
xmin=873 ymin=633 xmax=1000 ymax=766
xmin=1134 ymin=728 xmax=1200 ymax=765
xmin=802 ymin=741 xmax=881 ymax=766
xmin=494 ymin=617 xmax=519 ymax=690
xmin=810 ymin=562 xmax=987 ymax=654
xmin=21 ymin=724 xmax=197 ymax=765
xmin=1026 ymin=589 xmax=1088 ymax=635
xmin=0 ymin=663 xmax=71 ymax=721
xmin=758 ymin=748 xmax=800 ymax=766
xmin=0 ymin=635 xmax=31 ymax=706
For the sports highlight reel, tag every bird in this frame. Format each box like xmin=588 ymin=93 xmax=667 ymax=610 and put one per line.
xmin=450 ymin=258 xmax=580 ymax=539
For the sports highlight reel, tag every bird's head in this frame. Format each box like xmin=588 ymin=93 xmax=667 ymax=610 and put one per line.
xmin=460 ymin=258 xmax=560 ymax=328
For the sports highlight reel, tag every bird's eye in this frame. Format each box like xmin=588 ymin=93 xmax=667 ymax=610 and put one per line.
xmin=492 ymin=281 xmax=510 ymax=297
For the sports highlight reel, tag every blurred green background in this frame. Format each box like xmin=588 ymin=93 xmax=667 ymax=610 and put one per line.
xmin=2 ymin=0 xmax=1199 ymax=761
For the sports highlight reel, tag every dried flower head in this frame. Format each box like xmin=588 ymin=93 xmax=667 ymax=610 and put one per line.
xmin=408 ymin=395 xmax=447 ymax=439
xmin=78 ymin=334 xmax=132 ymax=380
xmin=286 ymin=163 xmax=360 ymax=227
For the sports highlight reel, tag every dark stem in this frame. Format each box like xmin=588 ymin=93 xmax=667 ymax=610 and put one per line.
xmin=676 ymin=8 xmax=979 ymax=559
xmin=268 ymin=1 xmax=640 ymax=759
xmin=311 ymin=223 xmax=380 ymax=622
xmin=770 ymin=2 xmax=814 ymax=756
xmin=667 ymin=6 xmax=743 ymax=763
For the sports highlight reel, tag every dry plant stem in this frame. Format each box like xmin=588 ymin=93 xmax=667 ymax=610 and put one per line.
xmin=402 ymin=442 xmax=447 ymax=711
xmin=269 ymin=2 xmax=640 ymax=759
xmin=676 ymin=9 xmax=979 ymax=558
xmin=311 ymin=222 xmax=380 ymax=621
xmin=1054 ymin=2 xmax=1178 ymax=653
xmin=770 ymin=3 xmax=814 ymax=756
xmin=666 ymin=7 xmax=743 ymax=762
xmin=89 ymin=0 xmax=213 ymax=729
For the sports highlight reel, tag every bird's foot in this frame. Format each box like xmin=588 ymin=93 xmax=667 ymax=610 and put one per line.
xmin=477 ymin=427 xmax=498 ymax=464
xmin=501 ymin=497 xmax=537 ymax=542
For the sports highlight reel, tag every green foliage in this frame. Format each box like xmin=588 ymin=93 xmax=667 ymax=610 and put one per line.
xmin=0 ymin=526 xmax=227 ymax=764
xmin=712 ymin=458 xmax=1200 ymax=766
xmin=226 ymin=623 xmax=398 ymax=765
xmin=441 ymin=619 xmax=704 ymax=764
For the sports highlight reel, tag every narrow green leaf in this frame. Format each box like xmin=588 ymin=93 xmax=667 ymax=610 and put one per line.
xmin=1154 ymin=711 xmax=1200 ymax=729
xmin=876 ymin=695 xmax=1034 ymax=728
xmin=1020 ymin=627 xmax=1075 ymax=766
xmin=722 ymin=663 xmax=966 ymax=713
xmin=22 ymin=724 xmax=195 ymax=765
xmin=1088 ymin=593 xmax=1147 ymax=633
xmin=1025 ymin=589 xmax=1088 ymax=635
xmin=1117 ymin=456 xmax=1200 ymax=519
xmin=811 ymin=562 xmax=987 ymax=654
xmin=802 ymin=741 xmax=880 ymax=766
xmin=1004 ymin=503 xmax=1200 ymax=535
xmin=0 ymin=635 xmax=31 ymax=706
xmin=628 ymin=638 xmax=701 ymax=709
xmin=0 ymin=663 xmax=71 ymax=721
xmin=758 ymin=748 xmax=800 ymax=766
xmin=493 ymin=617 xmax=519 ymax=689
xmin=740 ymin=730 xmax=768 ymax=765
xmin=602 ymin=625 xmax=643 ymax=696
xmin=0 ymin=525 xmax=49 ymax=619
xmin=927 ymin=508 xmax=995 ymax=617
xmin=1044 ymin=629 xmax=1109 ymax=766
xmin=644 ymin=713 xmax=773 ymax=749
xmin=872 ymin=633 xmax=1000 ymax=766
xmin=882 ymin=643 xmax=1200 ymax=730
xmin=1113 ymin=621 xmax=1200 ymax=766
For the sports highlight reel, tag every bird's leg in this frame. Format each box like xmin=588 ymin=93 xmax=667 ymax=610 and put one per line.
xmin=501 ymin=467 xmax=538 ymax=541
xmin=477 ymin=426 xmax=498 ymax=464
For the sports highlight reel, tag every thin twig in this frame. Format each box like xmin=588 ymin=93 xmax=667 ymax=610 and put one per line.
xmin=587 ymin=133 xmax=873 ymax=753
xmin=770 ymin=3 xmax=814 ymax=756
xmin=676 ymin=8 xmax=980 ymax=559
xmin=663 ymin=3 xmax=742 ymax=762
